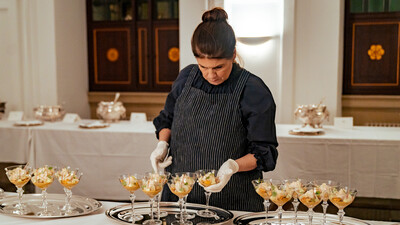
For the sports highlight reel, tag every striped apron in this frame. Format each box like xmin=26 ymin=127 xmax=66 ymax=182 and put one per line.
xmin=162 ymin=65 xmax=263 ymax=212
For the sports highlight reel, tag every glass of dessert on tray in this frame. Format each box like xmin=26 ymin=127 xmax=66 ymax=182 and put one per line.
xmin=285 ymin=178 xmax=306 ymax=224
xmin=329 ymin=185 xmax=357 ymax=225
xmin=141 ymin=172 xmax=165 ymax=225
xmin=312 ymin=179 xmax=339 ymax=224
xmin=252 ymin=178 xmax=272 ymax=225
xmin=31 ymin=165 xmax=56 ymax=216
xmin=55 ymin=167 xmax=83 ymax=215
xmin=147 ymin=172 xmax=170 ymax=220
xmin=299 ymin=184 xmax=323 ymax=225
xmin=269 ymin=179 xmax=293 ymax=223
xmin=195 ymin=169 xmax=219 ymax=218
xmin=167 ymin=172 xmax=196 ymax=225
xmin=5 ymin=164 xmax=33 ymax=215
xmin=119 ymin=173 xmax=143 ymax=223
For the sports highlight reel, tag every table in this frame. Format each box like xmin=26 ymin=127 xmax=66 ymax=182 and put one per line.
xmin=1 ymin=121 xmax=400 ymax=200
xmin=0 ymin=121 xmax=33 ymax=164
xmin=0 ymin=193 xmax=396 ymax=225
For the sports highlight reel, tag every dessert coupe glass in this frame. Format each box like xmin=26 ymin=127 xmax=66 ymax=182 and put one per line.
xmin=269 ymin=179 xmax=293 ymax=223
xmin=141 ymin=172 xmax=164 ymax=225
xmin=195 ymin=169 xmax=220 ymax=218
xmin=298 ymin=184 xmax=323 ymax=225
xmin=31 ymin=165 xmax=56 ymax=216
xmin=286 ymin=179 xmax=306 ymax=224
xmin=252 ymin=178 xmax=272 ymax=225
xmin=56 ymin=167 xmax=83 ymax=215
xmin=167 ymin=172 xmax=196 ymax=225
xmin=119 ymin=173 xmax=143 ymax=222
xmin=147 ymin=172 xmax=170 ymax=220
xmin=313 ymin=179 xmax=339 ymax=224
xmin=329 ymin=185 xmax=357 ymax=225
xmin=5 ymin=164 xmax=33 ymax=215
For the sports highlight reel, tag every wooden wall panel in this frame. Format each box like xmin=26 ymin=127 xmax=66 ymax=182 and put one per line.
xmin=352 ymin=23 xmax=399 ymax=86
xmin=94 ymin=28 xmax=131 ymax=84
xmin=155 ymin=27 xmax=179 ymax=86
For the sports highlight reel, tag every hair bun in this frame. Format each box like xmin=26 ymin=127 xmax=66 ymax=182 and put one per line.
xmin=202 ymin=7 xmax=228 ymax=23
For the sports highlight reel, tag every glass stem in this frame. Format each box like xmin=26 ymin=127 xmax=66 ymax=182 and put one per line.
xmin=292 ymin=198 xmax=299 ymax=223
xmin=204 ymin=192 xmax=211 ymax=213
xmin=157 ymin=193 xmax=161 ymax=220
xmin=277 ymin=205 xmax=283 ymax=224
xmin=16 ymin=187 xmax=24 ymax=211
xmin=322 ymin=201 xmax=328 ymax=224
xmin=64 ymin=187 xmax=72 ymax=213
xmin=178 ymin=198 xmax=184 ymax=224
xmin=42 ymin=189 xmax=48 ymax=213
xmin=264 ymin=199 xmax=270 ymax=224
xmin=150 ymin=197 xmax=154 ymax=221
xmin=308 ymin=208 xmax=314 ymax=225
xmin=129 ymin=193 xmax=136 ymax=223
xmin=338 ymin=209 xmax=345 ymax=225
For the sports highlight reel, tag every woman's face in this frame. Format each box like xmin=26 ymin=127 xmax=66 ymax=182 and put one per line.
xmin=196 ymin=56 xmax=235 ymax=85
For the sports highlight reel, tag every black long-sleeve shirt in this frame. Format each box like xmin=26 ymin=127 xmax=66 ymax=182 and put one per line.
xmin=153 ymin=63 xmax=278 ymax=172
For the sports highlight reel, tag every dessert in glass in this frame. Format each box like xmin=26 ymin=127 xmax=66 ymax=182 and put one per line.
xmin=329 ymin=185 xmax=357 ymax=225
xmin=56 ymin=167 xmax=83 ymax=215
xmin=5 ymin=164 xmax=32 ymax=215
xmin=252 ymin=178 xmax=272 ymax=225
xmin=299 ymin=184 xmax=323 ymax=225
xmin=195 ymin=169 xmax=220 ymax=218
xmin=286 ymin=178 xmax=306 ymax=224
xmin=313 ymin=179 xmax=339 ymax=224
xmin=141 ymin=172 xmax=164 ymax=225
xmin=31 ymin=165 xmax=56 ymax=216
xmin=167 ymin=172 xmax=196 ymax=225
xmin=119 ymin=174 xmax=143 ymax=223
xmin=269 ymin=179 xmax=293 ymax=223
xmin=147 ymin=172 xmax=170 ymax=219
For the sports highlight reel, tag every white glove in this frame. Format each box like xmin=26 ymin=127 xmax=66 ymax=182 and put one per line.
xmin=204 ymin=159 xmax=239 ymax=193
xmin=150 ymin=141 xmax=172 ymax=173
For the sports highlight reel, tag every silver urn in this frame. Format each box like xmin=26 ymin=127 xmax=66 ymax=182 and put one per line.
xmin=96 ymin=101 xmax=126 ymax=123
xmin=294 ymin=104 xmax=329 ymax=128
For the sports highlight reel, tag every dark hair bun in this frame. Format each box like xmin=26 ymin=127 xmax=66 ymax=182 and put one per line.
xmin=202 ymin=7 xmax=228 ymax=23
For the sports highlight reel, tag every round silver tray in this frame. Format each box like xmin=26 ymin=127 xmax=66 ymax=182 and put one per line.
xmin=106 ymin=202 xmax=234 ymax=224
xmin=234 ymin=211 xmax=372 ymax=225
xmin=0 ymin=193 xmax=102 ymax=218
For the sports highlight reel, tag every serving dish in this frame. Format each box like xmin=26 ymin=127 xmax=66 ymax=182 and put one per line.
xmin=234 ymin=211 xmax=371 ymax=225
xmin=14 ymin=120 xmax=44 ymax=127
xmin=106 ymin=202 xmax=233 ymax=224
xmin=0 ymin=193 xmax=102 ymax=218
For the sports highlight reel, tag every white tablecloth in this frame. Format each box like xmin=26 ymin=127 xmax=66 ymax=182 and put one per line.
xmin=1 ymin=121 xmax=400 ymax=200
xmin=0 ymin=121 xmax=32 ymax=164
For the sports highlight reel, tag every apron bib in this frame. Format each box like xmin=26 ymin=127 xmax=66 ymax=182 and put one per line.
xmin=162 ymin=65 xmax=263 ymax=211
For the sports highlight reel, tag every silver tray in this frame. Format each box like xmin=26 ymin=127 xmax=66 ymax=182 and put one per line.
xmin=106 ymin=202 xmax=234 ymax=224
xmin=234 ymin=211 xmax=372 ymax=225
xmin=0 ymin=193 xmax=102 ymax=218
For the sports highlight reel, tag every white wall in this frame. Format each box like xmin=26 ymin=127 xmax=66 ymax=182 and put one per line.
xmin=293 ymin=0 xmax=344 ymax=121
xmin=54 ymin=0 xmax=90 ymax=118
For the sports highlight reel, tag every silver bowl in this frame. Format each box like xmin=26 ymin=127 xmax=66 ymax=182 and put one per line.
xmin=34 ymin=105 xmax=65 ymax=122
xmin=294 ymin=104 xmax=329 ymax=128
xmin=96 ymin=101 xmax=126 ymax=123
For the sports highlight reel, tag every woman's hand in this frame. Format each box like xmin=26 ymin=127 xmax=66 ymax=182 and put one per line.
xmin=204 ymin=159 xmax=239 ymax=193
xmin=150 ymin=141 xmax=172 ymax=173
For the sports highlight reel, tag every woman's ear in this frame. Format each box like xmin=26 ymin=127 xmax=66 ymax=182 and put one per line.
xmin=233 ymin=49 xmax=237 ymax=62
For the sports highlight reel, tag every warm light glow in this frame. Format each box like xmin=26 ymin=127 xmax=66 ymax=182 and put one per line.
xmin=225 ymin=0 xmax=283 ymax=39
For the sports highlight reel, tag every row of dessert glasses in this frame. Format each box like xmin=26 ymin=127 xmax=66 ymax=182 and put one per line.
xmin=252 ymin=178 xmax=357 ymax=225
xmin=4 ymin=164 xmax=82 ymax=216
xmin=119 ymin=169 xmax=219 ymax=225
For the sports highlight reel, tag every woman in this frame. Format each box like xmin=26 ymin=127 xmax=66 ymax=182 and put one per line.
xmin=151 ymin=7 xmax=278 ymax=211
